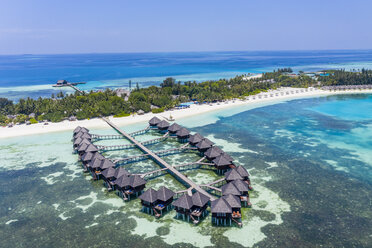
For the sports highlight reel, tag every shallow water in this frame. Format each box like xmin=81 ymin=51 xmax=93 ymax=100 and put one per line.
xmin=0 ymin=94 xmax=371 ymax=247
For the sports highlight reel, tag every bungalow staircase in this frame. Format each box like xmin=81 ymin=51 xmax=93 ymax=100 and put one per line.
xmin=189 ymin=214 xmax=199 ymax=225
xmin=152 ymin=208 xmax=161 ymax=218
xmin=231 ymin=217 xmax=243 ymax=228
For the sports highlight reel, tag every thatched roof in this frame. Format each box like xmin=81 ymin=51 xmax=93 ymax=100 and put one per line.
xmin=188 ymin=133 xmax=203 ymax=144
xmin=168 ymin=123 xmax=182 ymax=133
xmin=100 ymin=158 xmax=115 ymax=170
xmin=90 ymin=157 xmax=104 ymax=169
xmin=129 ymin=175 xmax=146 ymax=188
xmin=84 ymin=144 xmax=99 ymax=153
xmin=139 ymin=188 xmax=158 ymax=203
xmin=74 ymin=138 xmax=90 ymax=147
xmin=149 ymin=116 xmax=161 ymax=126
xmin=74 ymin=127 xmax=89 ymax=134
xmin=211 ymin=198 xmax=232 ymax=214
xmin=114 ymin=175 xmax=131 ymax=188
xmin=213 ymin=154 xmax=231 ymax=167
xmin=73 ymin=126 xmax=82 ymax=133
xmin=114 ymin=167 xmax=130 ymax=179
xmin=157 ymin=186 xmax=175 ymax=202
xmin=225 ymin=169 xmax=243 ymax=181
xmin=221 ymin=182 xmax=241 ymax=196
xmin=176 ymin=127 xmax=190 ymax=138
xmin=172 ymin=194 xmax=193 ymax=210
xmin=74 ymin=132 xmax=92 ymax=140
xmin=196 ymin=139 xmax=213 ymax=150
xmin=204 ymin=146 xmax=223 ymax=159
xmin=101 ymin=167 xmax=116 ymax=179
xmin=236 ymin=166 xmax=249 ymax=178
xmin=221 ymin=152 xmax=234 ymax=162
xmin=192 ymin=192 xmax=210 ymax=207
xmin=81 ymin=152 xmax=96 ymax=162
xmin=232 ymin=179 xmax=249 ymax=193
xmin=77 ymin=142 xmax=90 ymax=152
xmin=157 ymin=120 xmax=170 ymax=129
xmin=222 ymin=194 xmax=241 ymax=208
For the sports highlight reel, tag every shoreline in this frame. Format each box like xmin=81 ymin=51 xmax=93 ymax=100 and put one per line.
xmin=1 ymin=87 xmax=372 ymax=139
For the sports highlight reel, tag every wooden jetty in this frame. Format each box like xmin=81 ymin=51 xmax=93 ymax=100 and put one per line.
xmin=101 ymin=117 xmax=216 ymax=200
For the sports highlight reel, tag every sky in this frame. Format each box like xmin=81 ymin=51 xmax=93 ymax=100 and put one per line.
xmin=0 ymin=0 xmax=371 ymax=54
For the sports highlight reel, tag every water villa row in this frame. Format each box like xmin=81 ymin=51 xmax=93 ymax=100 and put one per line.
xmin=72 ymin=116 xmax=253 ymax=227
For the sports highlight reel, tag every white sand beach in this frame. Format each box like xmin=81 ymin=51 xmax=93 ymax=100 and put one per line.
xmin=1 ymin=87 xmax=372 ymax=139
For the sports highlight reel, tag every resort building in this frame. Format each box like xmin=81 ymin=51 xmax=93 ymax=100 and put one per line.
xmin=188 ymin=133 xmax=203 ymax=146
xmin=168 ymin=123 xmax=182 ymax=135
xmin=115 ymin=175 xmax=147 ymax=200
xmin=156 ymin=186 xmax=175 ymax=214
xmin=213 ymin=154 xmax=233 ymax=174
xmin=211 ymin=196 xmax=242 ymax=227
xmin=204 ymin=146 xmax=223 ymax=161
xmin=173 ymin=192 xmax=210 ymax=224
xmin=196 ymin=138 xmax=214 ymax=154
xmin=148 ymin=116 xmax=161 ymax=128
xmin=176 ymin=127 xmax=190 ymax=142
xmin=139 ymin=186 xmax=175 ymax=218
xmin=139 ymin=188 xmax=159 ymax=216
xmin=157 ymin=120 xmax=170 ymax=133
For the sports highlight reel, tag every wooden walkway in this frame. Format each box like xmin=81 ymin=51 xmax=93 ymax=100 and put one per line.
xmin=101 ymin=117 xmax=215 ymax=200
xmin=91 ymin=127 xmax=150 ymax=141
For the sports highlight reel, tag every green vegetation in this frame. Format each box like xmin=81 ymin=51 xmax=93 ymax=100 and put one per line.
xmin=1 ymin=69 xmax=372 ymax=126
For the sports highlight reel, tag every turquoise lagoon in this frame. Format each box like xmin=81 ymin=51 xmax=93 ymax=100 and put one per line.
xmin=0 ymin=94 xmax=372 ymax=247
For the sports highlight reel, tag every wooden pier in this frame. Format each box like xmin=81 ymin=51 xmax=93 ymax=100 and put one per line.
xmin=101 ymin=117 xmax=216 ymax=200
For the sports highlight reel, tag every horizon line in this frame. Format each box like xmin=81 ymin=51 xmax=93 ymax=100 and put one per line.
xmin=1 ymin=48 xmax=372 ymax=56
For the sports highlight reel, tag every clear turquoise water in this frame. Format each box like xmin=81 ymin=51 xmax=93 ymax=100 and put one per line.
xmin=0 ymin=94 xmax=371 ymax=247
xmin=1 ymin=50 xmax=372 ymax=100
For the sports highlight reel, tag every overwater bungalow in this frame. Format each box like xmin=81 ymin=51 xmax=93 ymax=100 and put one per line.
xmin=173 ymin=194 xmax=194 ymax=222
xmin=139 ymin=188 xmax=159 ymax=216
xmin=204 ymin=146 xmax=223 ymax=161
xmin=83 ymin=144 xmax=99 ymax=153
xmin=196 ymin=138 xmax=214 ymax=154
xmin=188 ymin=133 xmax=203 ymax=146
xmin=168 ymin=123 xmax=182 ymax=135
xmin=213 ymin=154 xmax=233 ymax=174
xmin=221 ymin=152 xmax=234 ymax=162
xmin=176 ymin=127 xmax=190 ymax=142
xmin=114 ymin=175 xmax=131 ymax=200
xmin=73 ymin=137 xmax=90 ymax=149
xmin=77 ymin=142 xmax=91 ymax=155
xmin=221 ymin=181 xmax=241 ymax=197
xmin=116 ymin=175 xmax=146 ymax=200
xmin=89 ymin=157 xmax=104 ymax=176
xmin=73 ymin=126 xmax=89 ymax=135
xmin=222 ymin=194 xmax=242 ymax=220
xmin=173 ymin=192 xmax=209 ymax=224
xmin=149 ymin=116 xmax=161 ymax=128
xmin=190 ymin=192 xmax=210 ymax=223
xmin=232 ymin=179 xmax=251 ymax=207
xmin=155 ymin=186 xmax=175 ymax=215
xmin=90 ymin=158 xmax=115 ymax=180
xmin=225 ymin=168 xmax=243 ymax=182
xmin=101 ymin=167 xmax=117 ymax=191
xmin=74 ymin=132 xmax=92 ymax=140
xmin=157 ymin=120 xmax=170 ymax=133
xmin=81 ymin=151 xmax=96 ymax=165
xmin=211 ymin=196 xmax=242 ymax=227
xmin=211 ymin=198 xmax=232 ymax=226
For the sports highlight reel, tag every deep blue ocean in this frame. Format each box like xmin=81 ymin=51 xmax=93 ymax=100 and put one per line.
xmin=1 ymin=50 xmax=372 ymax=100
